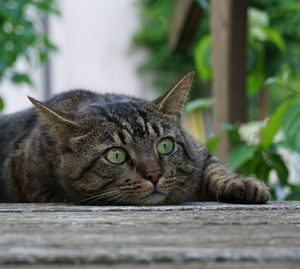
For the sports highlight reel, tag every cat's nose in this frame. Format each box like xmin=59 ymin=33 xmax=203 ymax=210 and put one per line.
xmin=145 ymin=170 xmax=163 ymax=185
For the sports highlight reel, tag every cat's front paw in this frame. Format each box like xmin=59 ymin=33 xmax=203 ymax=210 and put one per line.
xmin=217 ymin=177 xmax=269 ymax=204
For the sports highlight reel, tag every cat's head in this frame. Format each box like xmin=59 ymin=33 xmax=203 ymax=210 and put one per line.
xmin=29 ymin=71 xmax=199 ymax=205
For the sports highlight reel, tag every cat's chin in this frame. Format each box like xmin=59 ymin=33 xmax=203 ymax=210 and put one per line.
xmin=141 ymin=192 xmax=167 ymax=205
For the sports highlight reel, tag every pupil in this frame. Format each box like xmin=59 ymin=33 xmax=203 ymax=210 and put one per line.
xmin=163 ymin=142 xmax=167 ymax=150
xmin=115 ymin=151 xmax=119 ymax=159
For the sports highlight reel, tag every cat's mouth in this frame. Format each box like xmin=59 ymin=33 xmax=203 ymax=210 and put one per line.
xmin=144 ymin=194 xmax=165 ymax=205
xmin=141 ymin=186 xmax=167 ymax=205
xmin=145 ymin=185 xmax=166 ymax=197
xmin=146 ymin=189 xmax=165 ymax=197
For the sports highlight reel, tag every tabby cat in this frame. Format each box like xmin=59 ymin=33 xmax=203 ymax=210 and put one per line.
xmin=0 ymin=71 xmax=269 ymax=205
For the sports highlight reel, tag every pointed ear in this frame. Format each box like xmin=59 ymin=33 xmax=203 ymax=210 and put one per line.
xmin=153 ymin=71 xmax=195 ymax=117
xmin=28 ymin=96 xmax=77 ymax=144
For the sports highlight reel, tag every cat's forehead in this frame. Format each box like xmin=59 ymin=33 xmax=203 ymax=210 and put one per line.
xmin=106 ymin=102 xmax=177 ymax=135
xmin=86 ymin=100 xmax=180 ymax=144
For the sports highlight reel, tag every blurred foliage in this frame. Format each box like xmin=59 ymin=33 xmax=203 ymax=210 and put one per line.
xmin=194 ymin=1 xmax=300 ymax=118
xmin=132 ymin=0 xmax=209 ymax=100
xmin=132 ymin=0 xmax=300 ymax=200
xmin=226 ymin=1 xmax=300 ymax=200
xmin=226 ymin=76 xmax=300 ymax=200
xmin=0 ymin=0 xmax=59 ymax=111
xmin=225 ymin=121 xmax=288 ymax=201
xmin=133 ymin=0 xmax=300 ymax=113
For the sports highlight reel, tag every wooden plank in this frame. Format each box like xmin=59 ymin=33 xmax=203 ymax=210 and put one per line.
xmin=211 ymin=0 xmax=249 ymax=160
xmin=170 ymin=0 xmax=202 ymax=52
xmin=1 ymin=262 xmax=299 ymax=269
xmin=0 ymin=202 xmax=299 ymax=267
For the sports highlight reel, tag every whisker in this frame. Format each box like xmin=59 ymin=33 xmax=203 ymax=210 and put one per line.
xmin=111 ymin=193 xmax=129 ymax=206
xmin=185 ymin=164 xmax=208 ymax=174
xmin=101 ymin=192 xmax=127 ymax=206
xmin=92 ymin=190 xmax=129 ymax=206
xmin=88 ymin=192 xmax=121 ymax=205
xmin=170 ymin=181 xmax=191 ymax=202
xmin=77 ymin=189 xmax=120 ymax=204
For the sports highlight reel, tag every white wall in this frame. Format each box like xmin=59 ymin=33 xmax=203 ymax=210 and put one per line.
xmin=50 ymin=0 xmax=149 ymax=96
xmin=1 ymin=0 xmax=151 ymax=114
xmin=0 ymin=61 xmax=45 ymax=114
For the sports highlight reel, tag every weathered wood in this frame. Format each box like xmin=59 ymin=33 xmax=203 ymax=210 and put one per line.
xmin=170 ymin=0 xmax=202 ymax=52
xmin=1 ymin=263 xmax=299 ymax=269
xmin=0 ymin=202 xmax=299 ymax=268
xmin=211 ymin=0 xmax=249 ymax=160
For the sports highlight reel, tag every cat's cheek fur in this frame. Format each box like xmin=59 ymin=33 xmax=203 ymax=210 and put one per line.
xmin=125 ymin=180 xmax=155 ymax=205
xmin=59 ymin=152 xmax=87 ymax=180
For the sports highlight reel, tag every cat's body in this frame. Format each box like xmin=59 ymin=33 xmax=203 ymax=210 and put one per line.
xmin=0 ymin=72 xmax=269 ymax=205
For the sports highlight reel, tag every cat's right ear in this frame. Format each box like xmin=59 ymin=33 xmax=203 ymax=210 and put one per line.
xmin=28 ymin=96 xmax=77 ymax=143
xmin=153 ymin=71 xmax=194 ymax=118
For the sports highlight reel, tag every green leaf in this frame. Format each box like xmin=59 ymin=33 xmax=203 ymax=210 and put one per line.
xmin=286 ymin=185 xmax=300 ymax=200
xmin=282 ymin=98 xmax=300 ymax=151
xmin=38 ymin=51 xmax=48 ymax=64
xmin=194 ymin=35 xmax=211 ymax=82
xmin=263 ymin=28 xmax=286 ymax=51
xmin=43 ymin=36 xmax=58 ymax=51
xmin=228 ymin=145 xmax=257 ymax=170
xmin=256 ymin=162 xmax=272 ymax=183
xmin=221 ymin=123 xmax=241 ymax=145
xmin=247 ymin=71 xmax=264 ymax=97
xmin=261 ymin=98 xmax=296 ymax=149
xmin=264 ymin=76 xmax=299 ymax=94
xmin=205 ymin=136 xmax=221 ymax=153
xmin=240 ymin=152 xmax=263 ymax=176
xmin=247 ymin=47 xmax=265 ymax=97
xmin=185 ymin=98 xmax=214 ymax=113
xmin=269 ymin=153 xmax=289 ymax=186
xmin=0 ymin=96 xmax=5 ymax=111
xmin=11 ymin=73 xmax=32 ymax=85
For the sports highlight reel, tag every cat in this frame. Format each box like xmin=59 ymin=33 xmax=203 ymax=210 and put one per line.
xmin=0 ymin=71 xmax=269 ymax=205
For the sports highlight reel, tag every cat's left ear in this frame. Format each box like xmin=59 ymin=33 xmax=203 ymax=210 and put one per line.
xmin=153 ymin=71 xmax=194 ymax=117
xmin=28 ymin=96 xmax=78 ymax=144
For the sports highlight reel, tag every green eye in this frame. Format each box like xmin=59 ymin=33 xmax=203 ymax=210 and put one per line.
xmin=106 ymin=147 xmax=127 ymax=164
xmin=156 ymin=137 xmax=175 ymax=155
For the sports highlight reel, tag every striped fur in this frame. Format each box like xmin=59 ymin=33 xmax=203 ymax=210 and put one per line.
xmin=0 ymin=72 xmax=269 ymax=204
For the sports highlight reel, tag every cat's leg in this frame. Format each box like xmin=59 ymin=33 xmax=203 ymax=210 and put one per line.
xmin=200 ymin=155 xmax=269 ymax=204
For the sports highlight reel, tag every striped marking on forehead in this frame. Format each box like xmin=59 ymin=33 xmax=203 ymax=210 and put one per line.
xmin=134 ymin=115 xmax=147 ymax=134
xmin=134 ymin=109 xmax=169 ymax=138
xmin=148 ymin=122 xmax=163 ymax=136
xmin=101 ymin=111 xmax=134 ymax=135
xmin=115 ymin=129 xmax=133 ymax=144
xmin=101 ymin=105 xmax=174 ymax=144
xmin=113 ymin=123 xmax=168 ymax=146
xmin=113 ymin=125 xmax=162 ymax=145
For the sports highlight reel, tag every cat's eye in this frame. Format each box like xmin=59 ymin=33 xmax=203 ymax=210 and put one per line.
xmin=105 ymin=147 xmax=127 ymax=164
xmin=156 ymin=137 xmax=175 ymax=155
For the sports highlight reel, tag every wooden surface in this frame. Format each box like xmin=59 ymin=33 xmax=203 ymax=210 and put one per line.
xmin=0 ymin=202 xmax=300 ymax=268
xmin=211 ymin=0 xmax=249 ymax=160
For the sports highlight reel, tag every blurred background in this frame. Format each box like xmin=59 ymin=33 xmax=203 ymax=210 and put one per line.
xmin=0 ymin=0 xmax=152 ymax=114
xmin=1 ymin=0 xmax=300 ymax=200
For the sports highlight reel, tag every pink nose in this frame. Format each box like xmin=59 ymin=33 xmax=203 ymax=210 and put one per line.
xmin=145 ymin=170 xmax=163 ymax=185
